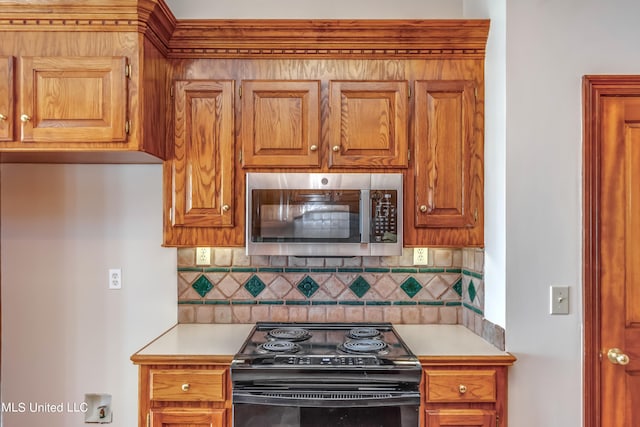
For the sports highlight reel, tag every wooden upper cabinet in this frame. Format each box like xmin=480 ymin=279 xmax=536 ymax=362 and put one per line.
xmin=414 ymin=80 xmax=478 ymax=228
xmin=172 ymin=80 xmax=235 ymax=228
xmin=0 ymin=57 xmax=14 ymax=142
xmin=19 ymin=56 xmax=128 ymax=144
xmin=241 ymin=80 xmax=321 ymax=168
xmin=328 ymin=80 xmax=408 ymax=168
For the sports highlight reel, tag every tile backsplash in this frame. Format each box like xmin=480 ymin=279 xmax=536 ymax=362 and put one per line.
xmin=177 ymin=247 xmax=505 ymax=349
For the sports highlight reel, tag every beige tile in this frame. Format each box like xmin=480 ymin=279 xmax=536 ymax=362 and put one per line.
xmin=325 ymin=257 xmax=344 ymax=267
xmin=306 ymin=257 xmax=325 ymax=267
xmin=214 ymin=306 xmax=233 ymax=323
xmin=383 ymin=306 xmax=402 ymax=323
xmin=232 ymin=248 xmax=251 ymax=266
xmin=326 ymin=306 xmax=345 ymax=321
xmin=424 ymin=275 xmax=451 ymax=299
xmin=178 ymin=248 xmax=196 ymax=267
xmin=288 ymin=256 xmax=307 ymax=267
xmin=363 ymin=307 xmax=384 ymax=322
xmin=283 ymin=288 xmax=306 ymax=300
xmin=321 ymin=276 xmax=347 ymax=298
xmin=398 ymin=248 xmax=415 ymax=266
xmin=250 ymin=255 xmax=270 ymax=266
xmin=216 ymin=275 xmax=242 ymax=297
xmin=452 ymin=249 xmax=463 ymax=268
xmin=372 ymin=275 xmax=397 ymax=298
xmin=203 ymin=272 xmax=226 ymax=285
xmin=462 ymin=248 xmax=474 ymax=270
xmin=269 ymin=276 xmax=294 ymax=298
xmin=201 ymin=287 xmax=226 ymax=301
xmin=194 ymin=305 xmax=215 ymax=323
xmin=289 ymin=307 xmax=309 ymax=322
xmin=270 ymin=305 xmax=290 ymax=322
xmin=343 ymin=257 xmax=362 ymax=267
xmin=309 ymin=289 xmax=332 ymax=300
xmin=381 ymin=254 xmax=400 ymax=266
xmin=440 ymin=306 xmax=458 ymax=324
xmin=420 ymin=306 xmax=439 ymax=324
xmin=232 ymin=305 xmax=252 ymax=323
xmin=433 ymin=249 xmax=453 ymax=267
xmin=308 ymin=306 xmax=327 ymax=322
xmin=270 ymin=256 xmax=287 ymax=267
xmin=178 ymin=306 xmax=195 ymax=323
xmin=214 ymin=248 xmax=233 ymax=266
xmin=474 ymin=249 xmax=485 ymax=272
xmin=363 ymin=256 xmax=381 ymax=267
xmin=251 ymin=305 xmax=270 ymax=322
xmin=344 ymin=306 xmax=365 ymax=322
xmin=401 ymin=307 xmax=421 ymax=324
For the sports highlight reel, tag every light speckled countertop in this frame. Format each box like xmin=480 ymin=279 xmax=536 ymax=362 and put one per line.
xmin=132 ymin=323 xmax=513 ymax=363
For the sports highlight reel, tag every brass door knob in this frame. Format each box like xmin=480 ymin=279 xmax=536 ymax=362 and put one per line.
xmin=310 ymin=144 xmax=318 ymax=151
xmin=607 ymin=348 xmax=630 ymax=365
xmin=20 ymin=114 xmax=31 ymax=123
xmin=222 ymin=204 xmax=230 ymax=212
xmin=181 ymin=383 xmax=190 ymax=392
xmin=458 ymin=384 xmax=467 ymax=394
xmin=419 ymin=205 xmax=428 ymax=213
xmin=0 ymin=113 xmax=6 ymax=121
xmin=332 ymin=145 xmax=340 ymax=152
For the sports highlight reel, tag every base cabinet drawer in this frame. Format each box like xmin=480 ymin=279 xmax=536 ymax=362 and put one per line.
xmin=424 ymin=370 xmax=496 ymax=403
xmin=150 ymin=369 xmax=226 ymax=402
xmin=425 ymin=409 xmax=495 ymax=427
xmin=150 ymin=407 xmax=227 ymax=427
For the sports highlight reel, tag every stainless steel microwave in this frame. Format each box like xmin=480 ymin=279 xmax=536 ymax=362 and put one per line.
xmin=246 ymin=173 xmax=403 ymax=257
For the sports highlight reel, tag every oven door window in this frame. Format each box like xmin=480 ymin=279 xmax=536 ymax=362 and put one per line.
xmin=250 ymin=190 xmax=361 ymax=243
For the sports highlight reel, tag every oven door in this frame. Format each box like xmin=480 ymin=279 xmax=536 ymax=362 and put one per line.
xmin=233 ymin=388 xmax=420 ymax=427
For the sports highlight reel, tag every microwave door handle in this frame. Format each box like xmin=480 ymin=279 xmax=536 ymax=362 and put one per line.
xmin=360 ymin=190 xmax=370 ymax=244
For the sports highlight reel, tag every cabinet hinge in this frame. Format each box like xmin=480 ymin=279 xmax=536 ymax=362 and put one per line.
xmin=125 ymin=64 xmax=132 ymax=78
xmin=408 ymin=86 xmax=411 ymax=98
xmin=146 ymin=412 xmax=150 ymax=427
xmin=239 ymin=150 xmax=243 ymax=163
xmin=239 ymin=85 xmax=242 ymax=98
xmin=474 ymin=86 xmax=478 ymax=99
xmin=125 ymin=120 xmax=131 ymax=135
xmin=474 ymin=207 xmax=478 ymax=223
xmin=407 ymin=150 xmax=410 ymax=162
xmin=170 ymin=86 xmax=174 ymax=98
xmin=496 ymin=414 xmax=500 ymax=427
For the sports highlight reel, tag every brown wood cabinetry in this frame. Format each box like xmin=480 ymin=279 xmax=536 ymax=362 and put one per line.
xmin=132 ymin=359 xmax=232 ymax=427
xmin=420 ymin=357 xmax=514 ymax=427
xmin=241 ymin=80 xmax=321 ymax=168
xmin=329 ymin=80 xmax=408 ymax=168
xmin=0 ymin=3 xmax=172 ymax=163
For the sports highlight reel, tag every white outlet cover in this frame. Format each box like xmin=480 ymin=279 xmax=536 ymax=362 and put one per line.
xmin=196 ymin=247 xmax=211 ymax=266
xmin=108 ymin=268 xmax=122 ymax=290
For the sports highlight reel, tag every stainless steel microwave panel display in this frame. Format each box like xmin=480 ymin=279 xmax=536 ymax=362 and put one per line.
xmin=246 ymin=173 xmax=403 ymax=257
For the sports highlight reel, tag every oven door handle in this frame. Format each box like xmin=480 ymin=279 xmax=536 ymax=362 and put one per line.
xmin=233 ymin=390 xmax=420 ymax=407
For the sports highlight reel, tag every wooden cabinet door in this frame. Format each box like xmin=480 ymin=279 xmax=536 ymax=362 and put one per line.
xmin=172 ymin=80 xmax=235 ymax=228
xmin=241 ymin=80 xmax=320 ymax=167
xmin=425 ymin=409 xmax=495 ymax=427
xmin=19 ymin=56 xmax=128 ymax=143
xmin=0 ymin=56 xmax=14 ymax=142
xmin=414 ymin=80 xmax=478 ymax=228
xmin=151 ymin=408 xmax=226 ymax=427
xmin=328 ymin=80 xmax=408 ymax=168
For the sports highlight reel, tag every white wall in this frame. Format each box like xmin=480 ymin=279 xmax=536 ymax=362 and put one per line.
xmin=1 ymin=164 xmax=176 ymax=427
xmin=506 ymin=0 xmax=640 ymax=426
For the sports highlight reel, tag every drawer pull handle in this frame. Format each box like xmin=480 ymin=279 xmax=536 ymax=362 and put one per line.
xmin=458 ymin=384 xmax=467 ymax=394
xmin=181 ymin=383 xmax=190 ymax=392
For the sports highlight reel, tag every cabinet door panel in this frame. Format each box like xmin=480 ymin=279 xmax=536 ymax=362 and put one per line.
xmin=151 ymin=408 xmax=226 ymax=427
xmin=414 ymin=80 xmax=476 ymax=227
xmin=329 ymin=80 xmax=408 ymax=168
xmin=173 ymin=80 xmax=234 ymax=228
xmin=242 ymin=80 xmax=320 ymax=167
xmin=0 ymin=56 xmax=14 ymax=142
xmin=19 ymin=56 xmax=128 ymax=143
xmin=425 ymin=409 xmax=494 ymax=427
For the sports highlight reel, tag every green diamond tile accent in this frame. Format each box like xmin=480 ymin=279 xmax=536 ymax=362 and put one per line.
xmin=297 ymin=275 xmax=320 ymax=298
xmin=468 ymin=280 xmax=477 ymax=302
xmin=192 ymin=275 xmax=213 ymax=297
xmin=244 ymin=275 xmax=266 ymax=297
xmin=452 ymin=278 xmax=463 ymax=296
xmin=400 ymin=277 xmax=423 ymax=298
xmin=349 ymin=276 xmax=371 ymax=298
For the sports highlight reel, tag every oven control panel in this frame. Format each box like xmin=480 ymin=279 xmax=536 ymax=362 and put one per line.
xmin=274 ymin=355 xmax=381 ymax=366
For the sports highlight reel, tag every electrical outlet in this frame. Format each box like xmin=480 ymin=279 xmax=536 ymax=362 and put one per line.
xmin=196 ymin=247 xmax=211 ymax=266
xmin=550 ymin=286 xmax=569 ymax=314
xmin=413 ymin=248 xmax=429 ymax=265
xmin=109 ymin=268 xmax=122 ymax=289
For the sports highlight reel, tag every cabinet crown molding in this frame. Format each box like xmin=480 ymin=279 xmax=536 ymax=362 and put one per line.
xmin=168 ymin=19 xmax=490 ymax=59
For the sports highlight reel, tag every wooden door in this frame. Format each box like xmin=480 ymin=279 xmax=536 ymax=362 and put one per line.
xmin=19 ymin=56 xmax=128 ymax=143
xmin=0 ymin=56 xmax=14 ymax=141
xmin=424 ymin=409 xmax=494 ymax=427
xmin=414 ymin=80 xmax=477 ymax=228
xmin=150 ymin=407 xmax=226 ymax=427
xmin=584 ymin=76 xmax=640 ymax=427
xmin=328 ymin=80 xmax=408 ymax=168
xmin=172 ymin=80 xmax=234 ymax=228
xmin=241 ymin=80 xmax=320 ymax=168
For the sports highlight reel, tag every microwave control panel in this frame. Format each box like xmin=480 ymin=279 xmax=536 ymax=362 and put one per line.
xmin=370 ymin=190 xmax=398 ymax=243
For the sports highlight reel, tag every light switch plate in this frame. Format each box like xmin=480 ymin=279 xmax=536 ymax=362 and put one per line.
xmin=550 ymin=286 xmax=569 ymax=315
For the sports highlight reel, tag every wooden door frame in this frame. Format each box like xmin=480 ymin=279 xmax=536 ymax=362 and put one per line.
xmin=582 ymin=75 xmax=640 ymax=427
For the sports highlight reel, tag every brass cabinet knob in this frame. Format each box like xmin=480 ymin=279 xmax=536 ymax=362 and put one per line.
xmin=607 ymin=348 xmax=630 ymax=365
xmin=310 ymin=144 xmax=318 ymax=151
xmin=419 ymin=205 xmax=428 ymax=213
xmin=0 ymin=113 xmax=6 ymax=121
xmin=222 ymin=204 xmax=230 ymax=212
xmin=458 ymin=384 xmax=467 ymax=394
xmin=181 ymin=383 xmax=190 ymax=392
xmin=20 ymin=114 xmax=31 ymax=123
xmin=332 ymin=145 xmax=340 ymax=152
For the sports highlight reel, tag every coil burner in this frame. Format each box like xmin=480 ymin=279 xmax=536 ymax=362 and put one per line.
xmin=267 ymin=327 xmax=311 ymax=342
xmin=347 ymin=327 xmax=382 ymax=339
xmin=258 ymin=340 xmax=302 ymax=354
xmin=340 ymin=338 xmax=389 ymax=355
